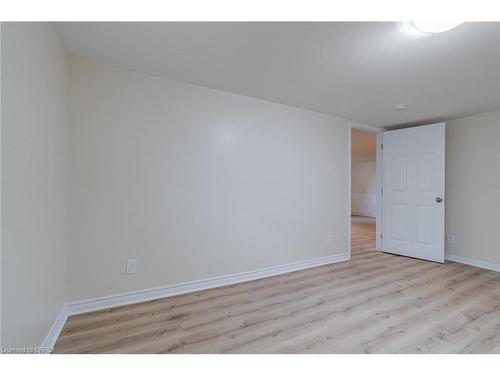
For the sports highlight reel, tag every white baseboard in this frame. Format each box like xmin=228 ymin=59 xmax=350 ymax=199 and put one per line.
xmin=351 ymin=210 xmax=376 ymax=218
xmin=66 ymin=253 xmax=350 ymax=316
xmin=41 ymin=305 xmax=69 ymax=351
xmin=43 ymin=252 xmax=350 ymax=348
xmin=445 ymin=253 xmax=500 ymax=272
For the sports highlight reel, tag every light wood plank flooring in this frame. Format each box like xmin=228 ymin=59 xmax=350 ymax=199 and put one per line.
xmin=54 ymin=222 xmax=500 ymax=353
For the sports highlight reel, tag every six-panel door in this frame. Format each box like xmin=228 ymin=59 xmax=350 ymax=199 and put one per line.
xmin=382 ymin=123 xmax=445 ymax=263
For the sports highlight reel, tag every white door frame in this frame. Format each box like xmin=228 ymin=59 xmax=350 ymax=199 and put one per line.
xmin=348 ymin=122 xmax=384 ymax=259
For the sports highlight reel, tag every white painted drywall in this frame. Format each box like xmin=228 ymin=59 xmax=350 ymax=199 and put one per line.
xmin=68 ymin=58 xmax=349 ymax=301
xmin=351 ymin=161 xmax=377 ymax=217
xmin=1 ymin=23 xmax=69 ymax=348
xmin=445 ymin=110 xmax=500 ymax=266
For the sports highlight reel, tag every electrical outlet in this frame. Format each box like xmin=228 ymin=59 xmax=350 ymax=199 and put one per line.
xmin=447 ymin=234 xmax=455 ymax=245
xmin=326 ymin=234 xmax=333 ymax=245
xmin=126 ymin=259 xmax=137 ymax=274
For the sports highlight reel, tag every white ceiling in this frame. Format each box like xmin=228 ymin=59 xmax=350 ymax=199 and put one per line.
xmin=56 ymin=22 xmax=500 ymax=128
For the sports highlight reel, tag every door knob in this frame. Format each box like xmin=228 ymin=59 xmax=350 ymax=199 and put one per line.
xmin=436 ymin=197 xmax=443 ymax=203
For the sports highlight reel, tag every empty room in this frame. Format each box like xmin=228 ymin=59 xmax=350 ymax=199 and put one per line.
xmin=2 ymin=6 xmax=500 ymax=365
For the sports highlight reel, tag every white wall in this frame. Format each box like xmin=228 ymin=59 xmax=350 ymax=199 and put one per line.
xmin=351 ymin=161 xmax=377 ymax=217
xmin=68 ymin=58 xmax=349 ymax=301
xmin=1 ymin=23 xmax=69 ymax=347
xmin=445 ymin=110 xmax=500 ymax=267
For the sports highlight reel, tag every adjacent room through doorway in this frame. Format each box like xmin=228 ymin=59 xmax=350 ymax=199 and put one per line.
xmin=351 ymin=128 xmax=378 ymax=256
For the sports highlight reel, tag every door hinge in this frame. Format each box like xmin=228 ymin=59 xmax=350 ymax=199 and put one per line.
xmin=381 ymin=143 xmax=383 ymax=149
xmin=380 ymin=234 xmax=383 ymax=239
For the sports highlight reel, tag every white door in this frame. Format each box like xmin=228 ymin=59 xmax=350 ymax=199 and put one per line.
xmin=382 ymin=123 xmax=445 ymax=263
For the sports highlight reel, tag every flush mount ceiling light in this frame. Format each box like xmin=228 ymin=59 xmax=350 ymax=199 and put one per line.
xmin=410 ymin=21 xmax=464 ymax=34
xmin=393 ymin=104 xmax=408 ymax=111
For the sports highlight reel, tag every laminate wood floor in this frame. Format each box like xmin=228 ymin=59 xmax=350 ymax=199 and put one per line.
xmin=54 ymin=222 xmax=500 ymax=353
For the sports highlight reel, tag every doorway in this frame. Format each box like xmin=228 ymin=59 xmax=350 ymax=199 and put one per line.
xmin=349 ymin=126 xmax=381 ymax=258
xmin=348 ymin=122 xmax=446 ymax=263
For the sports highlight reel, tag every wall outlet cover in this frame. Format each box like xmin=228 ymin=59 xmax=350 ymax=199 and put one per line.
xmin=447 ymin=234 xmax=455 ymax=245
xmin=327 ymin=234 xmax=333 ymax=245
xmin=126 ymin=259 xmax=137 ymax=274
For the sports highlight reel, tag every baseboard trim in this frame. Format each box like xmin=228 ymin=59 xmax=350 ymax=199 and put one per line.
xmin=445 ymin=254 xmax=500 ymax=272
xmin=43 ymin=252 xmax=495 ymax=349
xmin=41 ymin=305 xmax=69 ymax=351
xmin=65 ymin=252 xmax=350 ymax=319
xmin=42 ymin=253 xmax=350 ymax=348
xmin=42 ymin=254 xmax=348 ymax=349
xmin=351 ymin=211 xmax=376 ymax=218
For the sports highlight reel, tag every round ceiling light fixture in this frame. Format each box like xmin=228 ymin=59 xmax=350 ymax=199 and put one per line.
xmin=410 ymin=21 xmax=464 ymax=34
